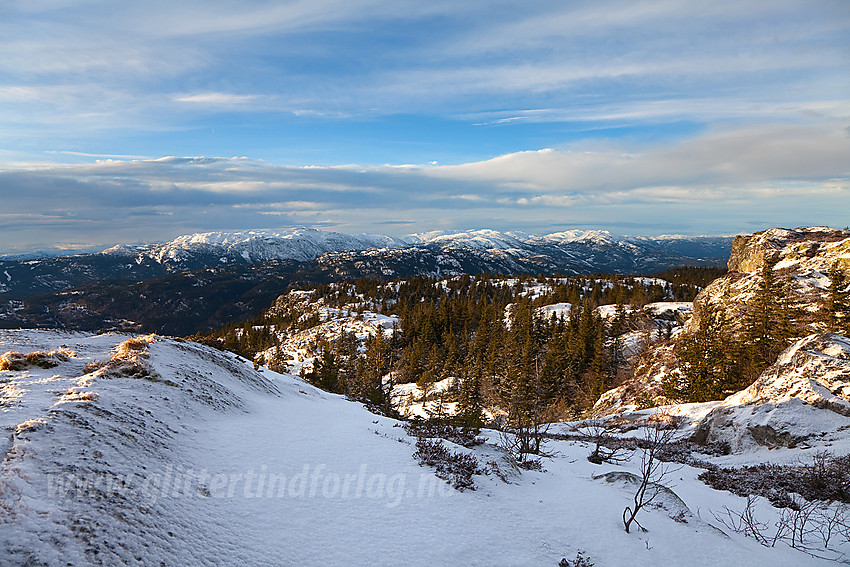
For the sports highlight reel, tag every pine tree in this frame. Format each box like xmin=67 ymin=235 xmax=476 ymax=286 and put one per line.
xmin=742 ymin=252 xmax=793 ymax=372
xmin=456 ymin=371 xmax=485 ymax=428
xmin=821 ymin=262 xmax=850 ymax=334
xmin=672 ymin=304 xmax=744 ymax=402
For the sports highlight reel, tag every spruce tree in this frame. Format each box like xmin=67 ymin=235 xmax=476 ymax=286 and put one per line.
xmin=821 ymin=262 xmax=850 ymax=334
xmin=742 ymin=252 xmax=793 ymax=372
xmin=672 ymin=303 xmax=742 ymax=402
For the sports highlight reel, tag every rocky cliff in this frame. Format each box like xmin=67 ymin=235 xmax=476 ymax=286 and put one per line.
xmin=594 ymin=226 xmax=850 ymax=416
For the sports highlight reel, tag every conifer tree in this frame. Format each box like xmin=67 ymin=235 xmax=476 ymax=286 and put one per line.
xmin=672 ymin=303 xmax=743 ymax=402
xmin=821 ymin=262 xmax=850 ymax=334
xmin=742 ymin=252 xmax=793 ymax=372
xmin=456 ymin=371 xmax=485 ymax=428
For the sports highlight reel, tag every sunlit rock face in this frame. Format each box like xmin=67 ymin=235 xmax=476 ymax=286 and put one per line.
xmin=595 ymin=226 xmax=850 ymax=416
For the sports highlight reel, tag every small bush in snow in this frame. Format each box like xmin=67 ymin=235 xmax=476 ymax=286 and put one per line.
xmin=578 ymin=419 xmax=632 ymax=465
xmin=518 ymin=458 xmax=544 ymax=471
xmin=404 ymin=419 xmax=483 ymax=448
xmin=699 ymin=451 xmax=850 ymax=507
xmin=714 ymin=494 xmax=850 ymax=553
xmin=413 ymin=438 xmax=481 ymax=491
xmin=623 ymin=422 xmax=678 ymax=533
xmin=558 ymin=551 xmax=595 ymax=567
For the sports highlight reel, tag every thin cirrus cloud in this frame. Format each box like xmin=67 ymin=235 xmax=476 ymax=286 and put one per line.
xmin=174 ymin=93 xmax=261 ymax=105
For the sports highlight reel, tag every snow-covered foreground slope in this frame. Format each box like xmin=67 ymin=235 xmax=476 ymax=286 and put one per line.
xmin=0 ymin=331 xmax=834 ymax=566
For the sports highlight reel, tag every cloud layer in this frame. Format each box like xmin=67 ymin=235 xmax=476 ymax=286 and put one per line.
xmin=2 ymin=123 xmax=847 ymax=253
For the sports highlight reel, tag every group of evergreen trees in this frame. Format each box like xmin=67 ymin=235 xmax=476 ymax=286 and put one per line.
xmin=821 ymin=262 xmax=850 ymax=335
xmin=669 ymin=257 xmax=850 ymax=403
xmin=193 ymin=259 xmax=850 ymax=413
xmin=196 ymin=271 xmax=712 ymax=419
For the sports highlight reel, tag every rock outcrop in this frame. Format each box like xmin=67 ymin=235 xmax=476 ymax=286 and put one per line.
xmin=691 ymin=333 xmax=850 ymax=451
xmin=594 ymin=226 xmax=850 ymax=416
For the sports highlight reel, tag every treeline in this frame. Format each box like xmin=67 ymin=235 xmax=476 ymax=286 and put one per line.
xmin=652 ymin=266 xmax=727 ymax=291
xmin=195 ymin=272 xmax=705 ymax=420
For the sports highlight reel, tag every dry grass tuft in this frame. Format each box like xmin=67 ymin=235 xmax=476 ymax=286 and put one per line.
xmin=64 ymin=390 xmax=99 ymax=402
xmin=0 ymin=351 xmax=27 ymax=371
xmin=1 ymin=348 xmax=76 ymax=371
xmin=97 ymin=335 xmax=160 ymax=381
xmin=83 ymin=360 xmax=104 ymax=374
xmin=15 ymin=418 xmax=46 ymax=434
xmin=115 ymin=335 xmax=155 ymax=357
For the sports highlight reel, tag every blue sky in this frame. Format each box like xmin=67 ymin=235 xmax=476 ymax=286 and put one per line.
xmin=1 ymin=0 xmax=849 ymax=254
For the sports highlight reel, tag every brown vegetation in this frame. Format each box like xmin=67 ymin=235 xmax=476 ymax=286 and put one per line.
xmin=0 ymin=348 xmax=77 ymax=371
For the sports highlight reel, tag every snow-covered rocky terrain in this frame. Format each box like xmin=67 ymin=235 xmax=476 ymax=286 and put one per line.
xmin=596 ymin=226 xmax=850 ymax=414
xmin=690 ymin=332 xmax=850 ymax=453
xmin=1 ymin=330 xmax=844 ymax=566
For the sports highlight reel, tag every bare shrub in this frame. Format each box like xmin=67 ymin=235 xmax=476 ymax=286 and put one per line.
xmin=700 ymin=452 xmax=850 ymax=506
xmin=559 ymin=551 xmax=595 ymax=567
xmin=413 ymin=438 xmax=481 ymax=491
xmin=483 ymin=459 xmax=509 ymax=483
xmin=578 ymin=419 xmax=632 ymax=465
xmin=715 ymin=494 xmax=850 ymax=554
xmin=498 ymin=411 xmax=551 ymax=469
xmin=623 ymin=423 xmax=678 ymax=533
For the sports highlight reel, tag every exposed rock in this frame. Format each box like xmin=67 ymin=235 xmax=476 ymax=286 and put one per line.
xmin=730 ymin=333 xmax=850 ymax=413
xmin=727 ymin=226 xmax=848 ymax=274
xmin=597 ymin=226 xmax=850 ymax=414
xmin=690 ymin=333 xmax=850 ymax=452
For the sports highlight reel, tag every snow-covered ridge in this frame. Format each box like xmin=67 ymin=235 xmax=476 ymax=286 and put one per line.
xmin=100 ymin=227 xmax=733 ymax=267
xmin=105 ymin=228 xmax=408 ymax=265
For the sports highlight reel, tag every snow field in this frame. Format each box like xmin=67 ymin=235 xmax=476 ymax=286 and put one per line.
xmin=2 ymin=330 xmax=840 ymax=565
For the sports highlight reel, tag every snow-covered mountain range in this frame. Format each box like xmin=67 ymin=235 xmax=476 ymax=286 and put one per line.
xmin=1 ymin=227 xmax=733 ymax=298
xmin=0 ymin=227 xmax=732 ymax=335
xmin=104 ymin=228 xmax=408 ymax=267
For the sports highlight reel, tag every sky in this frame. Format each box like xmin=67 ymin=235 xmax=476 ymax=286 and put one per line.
xmin=1 ymin=0 xmax=849 ymax=254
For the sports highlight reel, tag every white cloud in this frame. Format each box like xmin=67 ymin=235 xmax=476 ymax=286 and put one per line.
xmin=424 ymin=124 xmax=850 ymax=193
xmin=0 ymin=122 xmax=847 ymax=253
xmin=174 ymin=93 xmax=259 ymax=105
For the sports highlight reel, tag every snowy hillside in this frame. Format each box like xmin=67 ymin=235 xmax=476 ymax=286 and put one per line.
xmin=691 ymin=333 xmax=850 ymax=453
xmin=0 ymin=330 xmax=840 ymax=565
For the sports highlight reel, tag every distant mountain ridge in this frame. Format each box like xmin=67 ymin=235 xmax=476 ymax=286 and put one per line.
xmin=0 ymin=227 xmax=734 ymax=335
xmin=0 ymin=227 xmax=733 ymax=301
xmin=98 ymin=227 xmax=732 ymax=270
